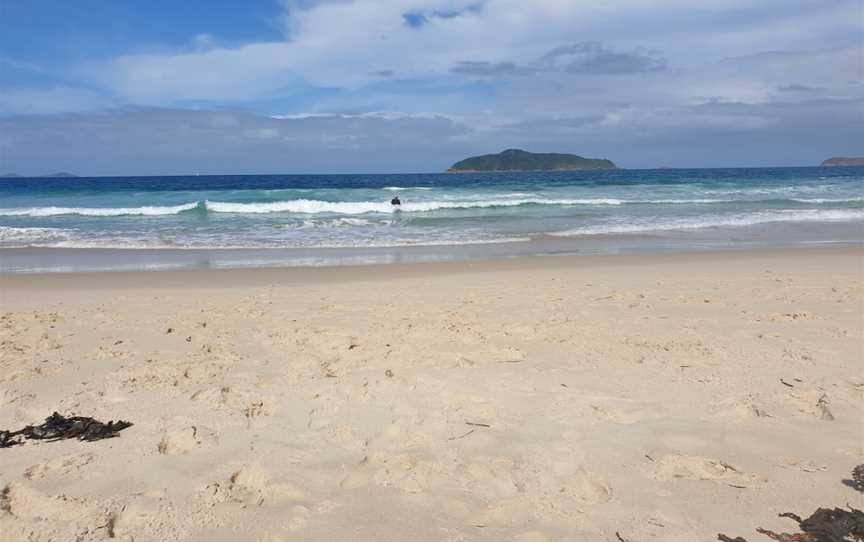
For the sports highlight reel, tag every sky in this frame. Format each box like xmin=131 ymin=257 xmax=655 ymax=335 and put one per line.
xmin=0 ymin=0 xmax=862 ymax=175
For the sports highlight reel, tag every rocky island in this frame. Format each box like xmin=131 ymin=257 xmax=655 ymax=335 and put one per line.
xmin=447 ymin=149 xmax=617 ymax=172
xmin=820 ymin=157 xmax=864 ymax=167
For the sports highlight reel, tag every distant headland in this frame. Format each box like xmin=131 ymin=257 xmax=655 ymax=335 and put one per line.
xmin=820 ymin=157 xmax=864 ymax=167
xmin=447 ymin=149 xmax=617 ymax=172
xmin=0 ymin=172 xmax=78 ymax=178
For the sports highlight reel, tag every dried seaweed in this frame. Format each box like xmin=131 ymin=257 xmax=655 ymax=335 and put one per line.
xmin=843 ymin=465 xmax=864 ymax=493
xmin=718 ymin=466 xmax=864 ymax=542
xmin=0 ymin=412 xmax=132 ymax=448
xmin=718 ymin=506 xmax=864 ymax=542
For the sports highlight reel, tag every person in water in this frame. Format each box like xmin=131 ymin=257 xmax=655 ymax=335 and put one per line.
xmin=390 ymin=195 xmax=401 ymax=206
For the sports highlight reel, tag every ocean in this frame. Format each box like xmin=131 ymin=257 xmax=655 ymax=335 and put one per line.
xmin=1 ymin=167 xmax=862 ymax=272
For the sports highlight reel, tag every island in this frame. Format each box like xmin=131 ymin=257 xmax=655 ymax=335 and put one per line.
xmin=820 ymin=157 xmax=864 ymax=167
xmin=0 ymin=172 xmax=79 ymax=179
xmin=447 ymin=149 xmax=617 ymax=172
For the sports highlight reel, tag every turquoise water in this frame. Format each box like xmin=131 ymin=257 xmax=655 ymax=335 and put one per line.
xmin=1 ymin=167 xmax=861 ymax=271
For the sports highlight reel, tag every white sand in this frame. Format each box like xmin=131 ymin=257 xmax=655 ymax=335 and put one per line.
xmin=0 ymin=247 xmax=862 ymax=541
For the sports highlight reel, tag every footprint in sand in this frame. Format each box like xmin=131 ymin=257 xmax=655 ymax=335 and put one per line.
xmin=780 ymin=389 xmax=836 ymax=421
xmin=157 ymin=424 xmax=218 ymax=455
xmin=199 ymin=465 xmax=304 ymax=508
xmin=563 ymin=467 xmax=613 ymax=505
xmin=0 ymin=480 xmax=108 ymax=523
xmin=190 ymin=385 xmax=273 ymax=417
xmin=457 ymin=346 xmax=525 ymax=365
xmin=648 ymin=454 xmax=744 ymax=482
xmin=24 ymin=453 xmax=94 ymax=480
xmin=710 ymin=395 xmax=773 ymax=421
xmin=588 ymin=403 xmax=644 ymax=425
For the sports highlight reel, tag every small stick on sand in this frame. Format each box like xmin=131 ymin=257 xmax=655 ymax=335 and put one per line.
xmin=447 ymin=429 xmax=475 ymax=441
xmin=465 ymin=421 xmax=490 ymax=428
xmin=779 ymin=378 xmax=795 ymax=388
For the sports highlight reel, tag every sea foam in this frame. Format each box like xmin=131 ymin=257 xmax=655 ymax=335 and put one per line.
xmin=549 ymin=209 xmax=864 ymax=237
xmin=0 ymin=202 xmax=200 ymax=217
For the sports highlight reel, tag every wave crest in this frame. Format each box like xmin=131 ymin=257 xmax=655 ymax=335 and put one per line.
xmin=205 ymin=197 xmax=624 ymax=214
xmin=1 ymin=195 xmax=861 ymax=218
xmin=0 ymin=202 xmax=200 ymax=217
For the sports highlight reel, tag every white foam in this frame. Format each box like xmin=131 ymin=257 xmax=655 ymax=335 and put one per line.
xmin=0 ymin=226 xmax=70 ymax=246
xmin=791 ymin=197 xmax=864 ymax=204
xmin=0 ymin=202 xmax=200 ymax=217
xmin=5 ymin=234 xmax=531 ymax=251
xmin=382 ymin=186 xmax=433 ymax=191
xmin=287 ymin=218 xmax=389 ymax=229
xmin=298 ymin=236 xmax=532 ymax=249
xmin=642 ymin=198 xmax=735 ymax=204
xmin=549 ymin=209 xmax=864 ymax=237
xmin=205 ymin=197 xmax=623 ymax=214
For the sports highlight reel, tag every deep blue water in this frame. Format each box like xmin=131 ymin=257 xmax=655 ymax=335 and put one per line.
xmin=0 ymin=167 xmax=862 ymax=270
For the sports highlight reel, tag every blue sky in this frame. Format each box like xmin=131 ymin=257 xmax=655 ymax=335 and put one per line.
xmin=0 ymin=0 xmax=862 ymax=175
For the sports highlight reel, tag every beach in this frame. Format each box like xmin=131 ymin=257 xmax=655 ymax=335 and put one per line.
xmin=0 ymin=246 xmax=862 ymax=541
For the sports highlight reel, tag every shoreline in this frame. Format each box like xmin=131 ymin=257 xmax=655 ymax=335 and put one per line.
xmin=1 ymin=244 xmax=861 ymax=290
xmin=1 ymin=218 xmax=862 ymax=274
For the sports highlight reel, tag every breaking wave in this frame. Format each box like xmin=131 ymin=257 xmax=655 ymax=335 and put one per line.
xmin=1 ymin=196 xmax=862 ymax=218
xmin=0 ymin=202 xmax=201 ymax=217
xmin=0 ymin=226 xmax=71 ymax=246
xmin=204 ymin=198 xmax=627 ymax=214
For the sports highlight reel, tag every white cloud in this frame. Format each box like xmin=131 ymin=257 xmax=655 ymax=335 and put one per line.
xmin=84 ymin=0 xmax=859 ymax=106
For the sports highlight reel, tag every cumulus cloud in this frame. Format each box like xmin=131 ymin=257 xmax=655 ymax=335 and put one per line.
xmin=81 ymin=0 xmax=858 ymax=105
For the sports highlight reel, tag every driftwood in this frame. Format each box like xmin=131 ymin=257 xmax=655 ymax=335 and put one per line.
xmin=0 ymin=412 xmax=132 ymax=448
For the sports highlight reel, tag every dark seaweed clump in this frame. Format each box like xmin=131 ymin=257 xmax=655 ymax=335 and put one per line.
xmin=0 ymin=412 xmax=132 ymax=448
